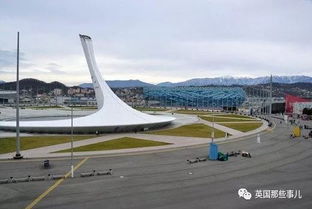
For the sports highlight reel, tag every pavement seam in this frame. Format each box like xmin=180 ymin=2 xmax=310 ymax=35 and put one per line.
xmin=24 ymin=157 xmax=89 ymax=209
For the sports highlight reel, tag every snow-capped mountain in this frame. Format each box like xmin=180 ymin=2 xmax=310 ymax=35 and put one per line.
xmin=157 ymin=76 xmax=312 ymax=86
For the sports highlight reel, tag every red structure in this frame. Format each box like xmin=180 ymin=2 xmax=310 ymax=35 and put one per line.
xmin=285 ymin=94 xmax=311 ymax=113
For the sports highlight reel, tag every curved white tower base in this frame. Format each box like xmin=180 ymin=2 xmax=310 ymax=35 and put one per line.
xmin=0 ymin=35 xmax=175 ymax=134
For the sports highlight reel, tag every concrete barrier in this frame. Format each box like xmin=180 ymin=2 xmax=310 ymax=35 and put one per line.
xmin=0 ymin=179 xmax=9 ymax=184
xmin=97 ymin=169 xmax=112 ymax=176
xmin=81 ymin=169 xmax=113 ymax=177
xmin=187 ymin=159 xmax=198 ymax=164
xmin=31 ymin=176 xmax=45 ymax=181
xmin=15 ymin=177 xmax=30 ymax=183
xmin=50 ymin=174 xmax=65 ymax=180
xmin=196 ymin=157 xmax=207 ymax=162
xmin=3 ymin=169 xmax=113 ymax=184
xmin=80 ymin=172 xmax=94 ymax=177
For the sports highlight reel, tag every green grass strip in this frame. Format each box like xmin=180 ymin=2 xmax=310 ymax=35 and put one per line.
xmin=0 ymin=135 xmax=96 ymax=154
xmin=174 ymin=110 xmax=217 ymax=115
xmin=200 ymin=115 xmax=256 ymax=122
xmin=56 ymin=137 xmax=170 ymax=152
xmin=146 ymin=123 xmax=226 ymax=138
xmin=213 ymin=114 xmax=253 ymax=119
xmin=29 ymin=105 xmax=63 ymax=110
xmin=218 ymin=122 xmax=263 ymax=132
xmin=135 ymin=107 xmax=168 ymax=112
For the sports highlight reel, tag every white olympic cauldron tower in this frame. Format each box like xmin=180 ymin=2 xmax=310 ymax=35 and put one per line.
xmin=0 ymin=35 xmax=175 ymax=133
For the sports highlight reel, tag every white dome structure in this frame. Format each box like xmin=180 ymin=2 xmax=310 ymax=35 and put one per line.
xmin=0 ymin=35 xmax=175 ymax=133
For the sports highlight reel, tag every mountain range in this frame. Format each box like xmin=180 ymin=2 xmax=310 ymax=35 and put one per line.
xmin=157 ymin=76 xmax=312 ymax=87
xmin=0 ymin=78 xmax=68 ymax=93
xmin=80 ymin=75 xmax=312 ymax=88
xmin=1 ymin=76 xmax=311 ymax=89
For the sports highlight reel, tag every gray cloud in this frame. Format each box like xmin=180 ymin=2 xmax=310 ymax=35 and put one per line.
xmin=47 ymin=63 xmax=61 ymax=68
xmin=0 ymin=50 xmax=17 ymax=68
xmin=0 ymin=49 xmax=28 ymax=67
xmin=45 ymin=63 xmax=66 ymax=74
xmin=1 ymin=0 xmax=312 ymax=84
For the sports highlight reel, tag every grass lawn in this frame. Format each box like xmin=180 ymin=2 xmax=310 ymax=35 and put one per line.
xmin=135 ymin=107 xmax=168 ymax=112
xmin=214 ymin=114 xmax=253 ymax=119
xmin=29 ymin=106 xmax=63 ymax=110
xmin=56 ymin=137 xmax=170 ymax=152
xmin=146 ymin=123 xmax=226 ymax=138
xmin=68 ymin=106 xmax=98 ymax=110
xmin=28 ymin=106 xmax=98 ymax=110
xmin=174 ymin=110 xmax=217 ymax=115
xmin=200 ymin=115 xmax=256 ymax=122
xmin=0 ymin=135 xmax=97 ymax=154
xmin=218 ymin=122 xmax=263 ymax=132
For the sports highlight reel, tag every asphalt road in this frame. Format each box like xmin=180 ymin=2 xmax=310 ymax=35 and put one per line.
xmin=0 ymin=118 xmax=311 ymax=209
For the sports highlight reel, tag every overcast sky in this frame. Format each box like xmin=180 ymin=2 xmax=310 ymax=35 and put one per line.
xmin=1 ymin=0 xmax=312 ymax=85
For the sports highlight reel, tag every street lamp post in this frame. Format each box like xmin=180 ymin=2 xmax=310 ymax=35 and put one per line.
xmin=14 ymin=32 xmax=23 ymax=160
xmin=269 ymin=75 xmax=273 ymax=115
xmin=70 ymin=104 xmax=74 ymax=178
xmin=212 ymin=114 xmax=215 ymax=143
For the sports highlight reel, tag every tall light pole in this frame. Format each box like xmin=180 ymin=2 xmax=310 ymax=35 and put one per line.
xmin=14 ymin=32 xmax=23 ymax=159
xmin=70 ymin=104 xmax=74 ymax=178
xmin=267 ymin=91 xmax=270 ymax=115
xmin=269 ymin=75 xmax=273 ymax=115
xmin=212 ymin=114 xmax=215 ymax=143
xmin=260 ymin=89 xmax=263 ymax=115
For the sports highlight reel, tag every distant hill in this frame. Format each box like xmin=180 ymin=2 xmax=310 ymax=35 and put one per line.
xmin=1 ymin=75 xmax=311 ymax=95
xmin=0 ymin=78 xmax=68 ymax=93
xmin=80 ymin=79 xmax=155 ymax=88
xmin=0 ymin=80 xmax=5 ymax=84
xmin=157 ymin=82 xmax=174 ymax=87
xmin=157 ymin=76 xmax=312 ymax=87
xmin=242 ymin=82 xmax=312 ymax=98
xmin=272 ymin=82 xmax=312 ymax=98
xmin=79 ymin=83 xmax=93 ymax=88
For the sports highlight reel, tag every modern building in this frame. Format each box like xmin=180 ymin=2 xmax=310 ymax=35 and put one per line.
xmin=293 ymin=102 xmax=312 ymax=114
xmin=285 ymin=94 xmax=311 ymax=113
xmin=0 ymin=35 xmax=175 ymax=133
xmin=53 ymin=88 xmax=62 ymax=96
xmin=143 ymin=86 xmax=246 ymax=109
xmin=0 ymin=90 xmax=16 ymax=104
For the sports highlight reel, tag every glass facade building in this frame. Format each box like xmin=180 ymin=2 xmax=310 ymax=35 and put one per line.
xmin=143 ymin=86 xmax=246 ymax=109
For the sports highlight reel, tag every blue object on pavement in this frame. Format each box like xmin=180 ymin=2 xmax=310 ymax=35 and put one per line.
xmin=209 ymin=143 xmax=218 ymax=160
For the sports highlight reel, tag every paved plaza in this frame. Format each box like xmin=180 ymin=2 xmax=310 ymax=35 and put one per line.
xmin=0 ymin=118 xmax=311 ymax=209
